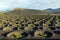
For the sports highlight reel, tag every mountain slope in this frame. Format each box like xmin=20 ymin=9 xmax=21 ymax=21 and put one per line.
xmin=6 ymin=8 xmax=50 ymax=15
xmin=46 ymin=8 xmax=60 ymax=13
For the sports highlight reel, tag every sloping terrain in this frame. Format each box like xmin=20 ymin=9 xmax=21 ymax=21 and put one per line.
xmin=0 ymin=13 xmax=60 ymax=40
xmin=0 ymin=8 xmax=60 ymax=40
xmin=46 ymin=8 xmax=60 ymax=13
xmin=6 ymin=8 xmax=51 ymax=15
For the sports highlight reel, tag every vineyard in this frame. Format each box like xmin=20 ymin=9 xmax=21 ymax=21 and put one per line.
xmin=0 ymin=13 xmax=60 ymax=39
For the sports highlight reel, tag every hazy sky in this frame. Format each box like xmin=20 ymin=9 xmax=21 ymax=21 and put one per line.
xmin=0 ymin=0 xmax=60 ymax=11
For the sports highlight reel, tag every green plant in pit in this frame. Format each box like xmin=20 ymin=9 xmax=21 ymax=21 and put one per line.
xmin=24 ymin=24 xmax=35 ymax=31
xmin=28 ymin=24 xmax=35 ymax=27
xmin=39 ymin=32 xmax=47 ymax=37
xmin=24 ymin=26 xmax=33 ymax=31
xmin=7 ymin=31 xmax=22 ymax=39
xmin=43 ymin=24 xmax=51 ymax=30
xmin=17 ymin=24 xmax=22 ymax=28
xmin=3 ymin=27 xmax=13 ymax=32
xmin=47 ymin=27 xmax=51 ymax=31
xmin=43 ymin=24 xmax=49 ymax=27
xmin=14 ymin=32 xmax=22 ymax=38
xmin=46 ymin=20 xmax=51 ymax=25
xmin=34 ymin=21 xmax=39 ymax=24
xmin=34 ymin=30 xmax=47 ymax=37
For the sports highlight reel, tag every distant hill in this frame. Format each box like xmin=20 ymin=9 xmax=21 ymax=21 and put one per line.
xmin=5 ymin=8 xmax=51 ymax=15
xmin=46 ymin=8 xmax=60 ymax=13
